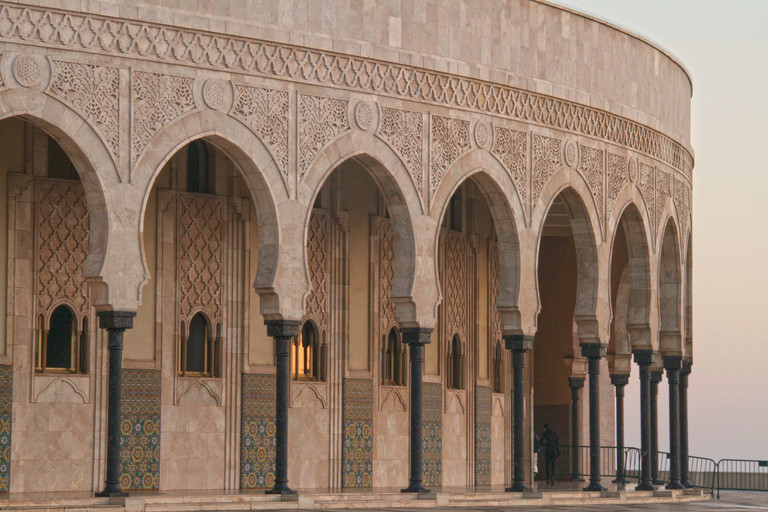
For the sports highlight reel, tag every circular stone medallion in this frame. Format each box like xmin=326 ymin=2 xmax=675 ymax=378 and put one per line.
xmin=474 ymin=121 xmax=491 ymax=149
xmin=564 ymin=140 xmax=578 ymax=167
xmin=13 ymin=55 xmax=41 ymax=88
xmin=355 ymin=101 xmax=374 ymax=131
xmin=202 ymin=79 xmax=226 ymax=110
xmin=628 ymin=158 xmax=638 ymax=183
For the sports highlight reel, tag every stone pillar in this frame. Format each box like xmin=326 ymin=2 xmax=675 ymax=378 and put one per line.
xmin=650 ymin=370 xmax=663 ymax=485
xmin=611 ymin=374 xmax=630 ymax=485
xmin=266 ymin=320 xmax=301 ymax=495
xmin=401 ymin=327 xmax=432 ymax=494
xmin=568 ymin=377 xmax=585 ymax=482
xmin=663 ymin=356 xmax=684 ymax=489
xmin=95 ymin=311 xmax=136 ymax=498
xmin=580 ymin=343 xmax=607 ymax=492
xmin=680 ymin=361 xmax=693 ymax=488
xmin=634 ymin=350 xmax=656 ymax=491
xmin=505 ymin=335 xmax=533 ymax=493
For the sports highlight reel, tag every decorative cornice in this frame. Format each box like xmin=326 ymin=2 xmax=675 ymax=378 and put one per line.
xmin=0 ymin=3 xmax=692 ymax=179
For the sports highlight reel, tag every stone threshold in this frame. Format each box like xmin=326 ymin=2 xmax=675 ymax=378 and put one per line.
xmin=0 ymin=487 xmax=709 ymax=511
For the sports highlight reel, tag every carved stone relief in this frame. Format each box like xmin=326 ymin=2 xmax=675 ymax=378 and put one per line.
xmin=531 ymin=135 xmax=561 ymax=208
xmin=305 ymin=210 xmax=329 ymax=329
xmin=354 ymin=101 xmax=374 ymax=131
xmin=430 ymin=116 xmax=471 ymax=196
xmin=444 ymin=231 xmax=468 ymax=342
xmin=35 ymin=179 xmax=91 ymax=317
xmin=13 ymin=54 xmax=41 ymax=87
xmin=377 ymin=107 xmax=424 ymax=194
xmin=202 ymin=78 xmax=226 ymax=110
xmin=474 ymin=121 xmax=490 ymax=149
xmin=656 ymin=168 xmax=671 ymax=235
xmin=0 ymin=53 xmax=4 ymax=88
xmin=231 ymin=85 xmax=289 ymax=185
xmin=298 ymin=94 xmax=350 ymax=183
xmin=606 ymin=152 xmax=628 ymax=221
xmin=674 ymin=177 xmax=691 ymax=240
xmin=378 ymin=219 xmax=396 ymax=331
xmin=491 ymin=126 xmax=527 ymax=207
xmin=577 ymin=145 xmax=605 ymax=228
xmin=488 ymin=239 xmax=501 ymax=349
xmin=132 ymin=70 xmax=195 ymax=164
xmin=638 ymin=163 xmax=656 ymax=239
xmin=49 ymin=60 xmax=119 ymax=161
xmin=564 ymin=140 xmax=578 ymax=168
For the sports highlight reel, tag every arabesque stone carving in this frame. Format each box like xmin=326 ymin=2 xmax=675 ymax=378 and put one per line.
xmin=578 ymin=145 xmax=605 ymax=227
xmin=298 ymin=94 xmax=350 ymax=183
xmin=377 ymin=107 xmax=424 ymax=194
xmin=431 ymin=116 xmax=471 ymax=196
xmin=607 ymin=153 xmax=628 ymax=220
xmin=491 ymin=126 xmax=527 ymax=207
xmin=532 ymin=135 xmax=561 ymax=208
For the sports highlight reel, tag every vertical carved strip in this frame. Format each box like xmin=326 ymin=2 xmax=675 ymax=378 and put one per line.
xmin=306 ymin=210 xmax=329 ymax=329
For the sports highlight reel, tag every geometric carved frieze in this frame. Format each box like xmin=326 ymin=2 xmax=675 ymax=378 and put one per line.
xmin=298 ymin=94 xmax=350 ymax=184
xmin=177 ymin=194 xmax=224 ymax=322
xmin=638 ymin=163 xmax=656 ymax=239
xmin=491 ymin=126 xmax=527 ymax=207
xmin=35 ymin=178 xmax=91 ymax=317
xmin=655 ymin=168 xmax=671 ymax=236
xmin=606 ymin=152 xmax=628 ymax=221
xmin=49 ymin=60 xmax=120 ymax=161
xmin=0 ymin=4 xmax=692 ymax=178
xmin=377 ymin=106 xmax=424 ymax=194
xmin=531 ymin=135 xmax=561 ymax=208
xmin=305 ymin=209 xmax=329 ymax=329
xmin=231 ymin=85 xmax=289 ymax=186
xmin=132 ymin=70 xmax=195 ymax=164
xmin=430 ymin=116 xmax=471 ymax=197
xmin=577 ymin=145 xmax=605 ymax=229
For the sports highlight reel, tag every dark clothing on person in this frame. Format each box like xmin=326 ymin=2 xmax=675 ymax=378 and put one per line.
xmin=541 ymin=426 xmax=560 ymax=484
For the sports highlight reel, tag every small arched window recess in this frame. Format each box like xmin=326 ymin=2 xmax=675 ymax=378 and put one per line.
xmin=382 ymin=327 xmax=406 ymax=386
xmin=447 ymin=334 xmax=464 ymax=390
xmin=178 ymin=313 xmax=220 ymax=377
xmin=492 ymin=340 xmax=503 ymax=394
xmin=292 ymin=321 xmax=324 ymax=381
xmin=36 ymin=305 xmax=86 ymax=373
xmin=47 ymin=136 xmax=79 ymax=181
xmin=187 ymin=140 xmax=212 ymax=194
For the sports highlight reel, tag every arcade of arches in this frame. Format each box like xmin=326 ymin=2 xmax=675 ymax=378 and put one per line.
xmin=0 ymin=0 xmax=694 ymax=496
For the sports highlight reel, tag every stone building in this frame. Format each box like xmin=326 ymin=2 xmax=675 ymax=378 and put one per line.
xmin=0 ymin=0 xmax=693 ymax=495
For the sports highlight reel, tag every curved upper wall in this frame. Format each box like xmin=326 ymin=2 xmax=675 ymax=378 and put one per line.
xmin=85 ymin=0 xmax=692 ymax=152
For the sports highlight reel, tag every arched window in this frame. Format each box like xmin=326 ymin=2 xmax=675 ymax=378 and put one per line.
xmin=47 ymin=136 xmax=79 ymax=181
xmin=292 ymin=321 xmax=324 ymax=381
xmin=37 ymin=305 xmax=86 ymax=373
xmin=179 ymin=313 xmax=219 ymax=376
xmin=447 ymin=334 xmax=464 ymax=390
xmin=187 ymin=140 xmax=212 ymax=194
xmin=493 ymin=340 xmax=503 ymax=393
xmin=382 ymin=327 xmax=406 ymax=386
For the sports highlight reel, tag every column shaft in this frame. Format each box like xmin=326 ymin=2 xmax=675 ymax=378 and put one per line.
xmin=505 ymin=335 xmax=533 ymax=493
xmin=401 ymin=328 xmax=432 ymax=494
xmin=650 ymin=371 xmax=663 ymax=485
xmin=664 ymin=356 xmax=684 ymax=489
xmin=96 ymin=311 xmax=136 ymax=498
xmin=581 ymin=343 xmax=607 ymax=492
xmin=568 ymin=378 xmax=585 ymax=482
xmin=634 ymin=351 xmax=656 ymax=491
xmin=680 ymin=361 xmax=693 ymax=488
xmin=611 ymin=375 xmax=629 ymax=484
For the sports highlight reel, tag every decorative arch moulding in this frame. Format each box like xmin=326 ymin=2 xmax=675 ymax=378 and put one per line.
xmin=0 ymin=3 xmax=692 ymax=180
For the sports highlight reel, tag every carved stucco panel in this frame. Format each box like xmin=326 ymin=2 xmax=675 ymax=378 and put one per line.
xmin=606 ymin=152 xmax=628 ymax=221
xmin=430 ymin=116 xmax=471 ymax=197
xmin=638 ymin=163 xmax=656 ymax=240
xmin=377 ymin=106 xmax=424 ymax=194
xmin=35 ymin=178 xmax=90 ymax=317
xmin=491 ymin=126 xmax=527 ymax=208
xmin=49 ymin=60 xmax=119 ymax=161
xmin=577 ymin=145 xmax=605 ymax=229
xmin=231 ymin=84 xmax=289 ymax=187
xmin=132 ymin=70 xmax=195 ymax=164
xmin=656 ymin=168 xmax=671 ymax=236
xmin=531 ymin=135 xmax=561 ymax=208
xmin=305 ymin=209 xmax=329 ymax=329
xmin=298 ymin=94 xmax=350 ymax=183
xmin=674 ymin=177 xmax=691 ymax=242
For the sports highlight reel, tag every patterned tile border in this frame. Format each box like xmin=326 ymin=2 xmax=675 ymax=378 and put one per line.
xmin=240 ymin=374 xmax=276 ymax=489
xmin=422 ymin=382 xmax=442 ymax=486
xmin=120 ymin=369 xmax=161 ymax=491
xmin=342 ymin=379 xmax=373 ymax=488
xmin=474 ymin=386 xmax=491 ymax=485
xmin=0 ymin=366 xmax=11 ymax=492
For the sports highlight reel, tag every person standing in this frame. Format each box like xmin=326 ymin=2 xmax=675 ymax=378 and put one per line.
xmin=541 ymin=423 xmax=561 ymax=486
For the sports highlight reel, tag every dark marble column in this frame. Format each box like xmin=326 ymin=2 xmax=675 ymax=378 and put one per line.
xmin=580 ymin=343 xmax=607 ymax=492
xmin=568 ymin=377 xmax=585 ymax=482
xmin=401 ymin=327 xmax=432 ymax=494
xmin=664 ymin=356 xmax=684 ymax=490
xmin=505 ymin=335 xmax=533 ymax=492
xmin=266 ymin=320 xmax=301 ymax=495
xmin=611 ymin=374 xmax=630 ymax=485
xmin=650 ymin=370 xmax=663 ymax=485
xmin=634 ymin=350 xmax=656 ymax=491
xmin=680 ymin=361 xmax=693 ymax=488
xmin=95 ymin=311 xmax=136 ymax=498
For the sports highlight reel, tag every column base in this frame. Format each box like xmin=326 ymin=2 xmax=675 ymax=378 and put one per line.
xmin=612 ymin=477 xmax=628 ymax=484
xmin=266 ymin=484 xmax=297 ymax=495
xmin=95 ymin=489 xmax=129 ymax=498
xmin=636 ymin=482 xmax=656 ymax=491
xmin=666 ymin=481 xmax=685 ymax=490
xmin=570 ymin=476 xmax=585 ymax=482
xmin=505 ymin=482 xmax=532 ymax=493
xmin=652 ymin=479 xmax=665 ymax=485
xmin=401 ymin=482 xmax=430 ymax=494
xmin=583 ymin=481 xmax=606 ymax=492
xmin=682 ymin=480 xmax=694 ymax=489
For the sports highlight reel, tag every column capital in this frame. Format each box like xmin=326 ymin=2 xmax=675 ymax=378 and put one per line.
xmin=681 ymin=360 xmax=692 ymax=375
xmin=611 ymin=374 xmax=630 ymax=387
xmin=97 ymin=310 xmax=136 ymax=331
xmin=568 ymin=377 xmax=585 ymax=389
xmin=650 ymin=370 xmax=663 ymax=384
xmin=401 ymin=327 xmax=433 ymax=346
xmin=504 ymin=334 xmax=534 ymax=352
xmin=579 ymin=343 xmax=607 ymax=359
xmin=632 ymin=349 xmax=656 ymax=365
xmin=662 ymin=355 xmax=683 ymax=371
xmin=265 ymin=319 xmax=301 ymax=338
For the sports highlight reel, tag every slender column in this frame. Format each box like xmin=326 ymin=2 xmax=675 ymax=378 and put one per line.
xmin=580 ymin=343 xmax=607 ymax=492
xmin=664 ymin=356 xmax=684 ymax=489
xmin=634 ymin=350 xmax=656 ymax=491
xmin=650 ymin=370 xmax=663 ymax=485
xmin=611 ymin=374 xmax=629 ymax=485
xmin=568 ymin=377 xmax=585 ymax=482
xmin=266 ymin=320 xmax=301 ymax=495
xmin=680 ymin=361 xmax=693 ymax=488
xmin=401 ymin=327 xmax=432 ymax=493
xmin=505 ymin=335 xmax=533 ymax=493
xmin=95 ymin=311 xmax=136 ymax=498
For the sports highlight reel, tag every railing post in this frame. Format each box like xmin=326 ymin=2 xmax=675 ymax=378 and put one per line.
xmin=505 ymin=335 xmax=533 ymax=493
xmin=663 ymin=356 xmax=684 ymax=489
xmin=680 ymin=361 xmax=693 ymax=488
xmin=611 ymin=374 xmax=629 ymax=485
xmin=580 ymin=343 xmax=607 ymax=492
xmin=633 ymin=350 xmax=656 ymax=491
xmin=568 ymin=377 xmax=585 ymax=482
xmin=401 ymin=327 xmax=432 ymax=494
xmin=650 ymin=369 xmax=664 ymax=485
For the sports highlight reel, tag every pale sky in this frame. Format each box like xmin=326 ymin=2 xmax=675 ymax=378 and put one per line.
xmin=549 ymin=0 xmax=768 ymax=462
